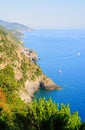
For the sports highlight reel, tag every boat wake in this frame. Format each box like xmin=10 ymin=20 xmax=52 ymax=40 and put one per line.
xmin=51 ymin=52 xmax=81 ymax=61
xmin=39 ymin=52 xmax=81 ymax=63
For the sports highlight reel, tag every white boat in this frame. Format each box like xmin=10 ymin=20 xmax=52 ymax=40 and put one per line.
xmin=77 ymin=52 xmax=80 ymax=56
xmin=58 ymin=70 xmax=62 ymax=74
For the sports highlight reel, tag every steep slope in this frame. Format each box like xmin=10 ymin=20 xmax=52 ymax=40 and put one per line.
xmin=0 ymin=24 xmax=83 ymax=130
xmin=0 ymin=25 xmax=60 ymax=103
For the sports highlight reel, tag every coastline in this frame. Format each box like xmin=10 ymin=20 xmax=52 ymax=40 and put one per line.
xmin=19 ymin=43 xmax=61 ymax=102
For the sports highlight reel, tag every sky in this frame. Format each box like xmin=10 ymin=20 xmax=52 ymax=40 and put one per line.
xmin=0 ymin=0 xmax=85 ymax=29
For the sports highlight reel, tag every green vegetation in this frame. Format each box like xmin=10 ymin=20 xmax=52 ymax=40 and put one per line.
xmin=21 ymin=62 xmax=28 ymax=74
xmin=0 ymin=87 xmax=27 ymax=130
xmin=0 ymin=98 xmax=85 ymax=130
xmin=0 ymin=25 xmax=20 ymax=43
xmin=0 ymin=25 xmax=85 ymax=130
xmin=0 ymin=65 xmax=17 ymax=91
xmin=20 ymin=58 xmax=42 ymax=81
xmin=34 ymin=67 xmax=42 ymax=76
xmin=0 ymin=57 xmax=3 ymax=64
xmin=27 ymin=98 xmax=81 ymax=130
xmin=0 ymin=26 xmax=21 ymax=62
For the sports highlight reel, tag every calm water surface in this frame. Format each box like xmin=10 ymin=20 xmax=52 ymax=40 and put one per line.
xmin=23 ymin=30 xmax=85 ymax=121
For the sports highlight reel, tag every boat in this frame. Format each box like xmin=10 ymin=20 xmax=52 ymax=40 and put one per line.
xmin=77 ymin=52 xmax=80 ymax=56
xmin=57 ymin=70 xmax=62 ymax=74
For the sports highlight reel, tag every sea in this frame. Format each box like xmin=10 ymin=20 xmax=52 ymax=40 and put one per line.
xmin=23 ymin=29 xmax=85 ymax=121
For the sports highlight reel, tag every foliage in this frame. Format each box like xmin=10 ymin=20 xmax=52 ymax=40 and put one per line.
xmin=0 ymin=88 xmax=6 ymax=103
xmin=34 ymin=67 xmax=42 ymax=76
xmin=21 ymin=62 xmax=28 ymax=74
xmin=0 ymin=25 xmax=21 ymax=62
xmin=27 ymin=98 xmax=81 ymax=130
xmin=79 ymin=122 xmax=85 ymax=130
xmin=0 ymin=95 xmax=83 ymax=130
xmin=0 ymin=25 xmax=84 ymax=130
xmin=0 ymin=65 xmax=17 ymax=91
xmin=0 ymin=57 xmax=3 ymax=64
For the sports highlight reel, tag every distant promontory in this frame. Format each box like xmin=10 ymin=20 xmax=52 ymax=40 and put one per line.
xmin=0 ymin=19 xmax=33 ymax=37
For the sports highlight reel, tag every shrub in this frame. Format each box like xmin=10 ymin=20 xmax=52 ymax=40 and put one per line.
xmin=0 ymin=65 xmax=17 ymax=91
xmin=27 ymin=98 xmax=81 ymax=130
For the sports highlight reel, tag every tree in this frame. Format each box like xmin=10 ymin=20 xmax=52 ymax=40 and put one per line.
xmin=27 ymin=98 xmax=81 ymax=130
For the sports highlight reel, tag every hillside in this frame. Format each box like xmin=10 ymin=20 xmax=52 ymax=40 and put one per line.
xmin=0 ymin=25 xmax=84 ymax=130
xmin=0 ymin=25 xmax=60 ymax=102
xmin=0 ymin=20 xmax=33 ymax=37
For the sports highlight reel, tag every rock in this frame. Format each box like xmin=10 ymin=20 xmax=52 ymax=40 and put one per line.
xmin=19 ymin=75 xmax=61 ymax=102
xmin=41 ymin=76 xmax=61 ymax=90
xmin=0 ymin=25 xmax=61 ymax=104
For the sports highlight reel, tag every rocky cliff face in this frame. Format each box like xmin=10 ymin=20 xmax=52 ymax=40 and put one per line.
xmin=19 ymin=75 xmax=60 ymax=102
xmin=0 ymin=25 xmax=61 ymax=103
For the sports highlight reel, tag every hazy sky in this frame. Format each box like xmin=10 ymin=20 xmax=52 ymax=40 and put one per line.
xmin=0 ymin=0 xmax=85 ymax=29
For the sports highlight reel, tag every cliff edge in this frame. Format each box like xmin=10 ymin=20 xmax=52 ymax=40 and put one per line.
xmin=0 ymin=25 xmax=61 ymax=102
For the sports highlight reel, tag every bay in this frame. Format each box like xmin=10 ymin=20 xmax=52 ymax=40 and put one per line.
xmin=23 ymin=29 xmax=85 ymax=121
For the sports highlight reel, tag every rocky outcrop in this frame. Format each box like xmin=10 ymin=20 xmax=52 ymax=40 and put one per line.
xmin=19 ymin=75 xmax=61 ymax=102
xmin=0 ymin=25 xmax=61 ymax=103
xmin=40 ymin=77 xmax=60 ymax=90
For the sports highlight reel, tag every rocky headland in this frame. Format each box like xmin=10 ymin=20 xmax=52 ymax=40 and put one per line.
xmin=0 ymin=25 xmax=61 ymax=103
xmin=19 ymin=75 xmax=60 ymax=102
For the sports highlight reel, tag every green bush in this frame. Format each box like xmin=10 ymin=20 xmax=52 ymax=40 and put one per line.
xmin=27 ymin=98 xmax=81 ymax=130
xmin=35 ymin=67 xmax=42 ymax=76
xmin=0 ymin=57 xmax=3 ymax=64
xmin=0 ymin=65 xmax=17 ymax=91
xmin=21 ymin=62 xmax=28 ymax=73
xmin=0 ymin=98 xmax=82 ymax=130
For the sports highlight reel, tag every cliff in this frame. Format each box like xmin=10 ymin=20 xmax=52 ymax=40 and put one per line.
xmin=19 ymin=75 xmax=60 ymax=102
xmin=0 ymin=25 xmax=60 ymax=102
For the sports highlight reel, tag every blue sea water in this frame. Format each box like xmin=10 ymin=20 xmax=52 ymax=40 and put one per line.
xmin=23 ymin=29 xmax=85 ymax=121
